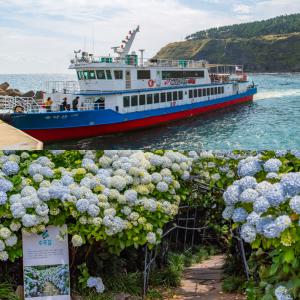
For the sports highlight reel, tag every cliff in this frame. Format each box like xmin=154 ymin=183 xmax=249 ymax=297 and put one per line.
xmin=155 ymin=14 xmax=300 ymax=72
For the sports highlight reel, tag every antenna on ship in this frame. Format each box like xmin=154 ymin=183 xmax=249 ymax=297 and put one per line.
xmin=112 ymin=25 xmax=140 ymax=60
xmin=139 ymin=49 xmax=145 ymax=66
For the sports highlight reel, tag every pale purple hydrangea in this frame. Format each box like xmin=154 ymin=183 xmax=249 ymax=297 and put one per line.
xmin=0 ymin=178 xmax=13 ymax=192
xmin=2 ymin=161 xmax=19 ymax=176
xmin=223 ymin=185 xmax=241 ymax=205
xmin=289 ymin=196 xmax=300 ymax=214
xmin=239 ymin=188 xmax=259 ymax=203
xmin=232 ymin=208 xmax=248 ymax=223
xmin=240 ymin=223 xmax=257 ymax=243
xmin=263 ymin=158 xmax=282 ymax=173
xmin=0 ymin=191 xmax=7 ymax=205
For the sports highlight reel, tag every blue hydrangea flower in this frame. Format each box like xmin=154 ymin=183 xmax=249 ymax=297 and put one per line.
xmin=236 ymin=176 xmax=257 ymax=191
xmin=246 ymin=212 xmax=261 ymax=225
xmin=237 ymin=157 xmax=262 ymax=177
xmin=76 ymin=199 xmax=90 ymax=213
xmin=256 ymin=216 xmax=274 ymax=234
xmin=275 ymin=150 xmax=287 ymax=157
xmin=222 ymin=206 xmax=235 ymax=220
xmin=0 ymin=178 xmax=13 ymax=192
xmin=240 ymin=223 xmax=257 ymax=243
xmin=239 ymin=188 xmax=259 ymax=203
xmin=232 ymin=208 xmax=248 ymax=223
xmin=263 ymin=183 xmax=286 ymax=207
xmin=253 ymin=196 xmax=270 ymax=213
xmin=263 ymin=158 xmax=282 ymax=173
xmin=266 ymin=172 xmax=280 ymax=179
xmin=289 ymin=196 xmax=300 ymax=214
xmin=281 ymin=172 xmax=300 ymax=197
xmin=275 ymin=285 xmax=293 ymax=300
xmin=263 ymin=221 xmax=281 ymax=239
xmin=0 ymin=191 xmax=7 ymax=205
xmin=223 ymin=185 xmax=241 ymax=205
xmin=2 ymin=161 xmax=19 ymax=176
xmin=274 ymin=215 xmax=291 ymax=233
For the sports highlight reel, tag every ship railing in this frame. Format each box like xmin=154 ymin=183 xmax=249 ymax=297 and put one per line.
xmin=0 ymin=96 xmax=41 ymax=113
xmin=72 ymin=56 xmax=208 ymax=69
xmin=45 ymin=81 xmax=80 ymax=94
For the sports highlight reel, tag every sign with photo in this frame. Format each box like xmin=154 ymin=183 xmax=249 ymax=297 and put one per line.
xmin=22 ymin=225 xmax=70 ymax=300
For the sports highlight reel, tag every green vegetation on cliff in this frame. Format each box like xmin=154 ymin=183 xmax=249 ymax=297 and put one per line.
xmin=155 ymin=14 xmax=300 ymax=72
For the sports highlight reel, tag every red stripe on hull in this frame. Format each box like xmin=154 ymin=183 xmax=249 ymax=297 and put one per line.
xmin=25 ymin=95 xmax=253 ymax=142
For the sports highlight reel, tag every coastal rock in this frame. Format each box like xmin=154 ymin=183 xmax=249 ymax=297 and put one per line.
xmin=6 ymin=89 xmax=23 ymax=97
xmin=0 ymin=82 xmax=9 ymax=91
xmin=22 ymin=90 xmax=35 ymax=98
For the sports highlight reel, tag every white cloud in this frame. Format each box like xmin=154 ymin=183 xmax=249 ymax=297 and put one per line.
xmin=233 ymin=4 xmax=251 ymax=14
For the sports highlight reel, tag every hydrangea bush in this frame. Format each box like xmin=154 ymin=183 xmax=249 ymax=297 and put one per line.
xmin=0 ymin=150 xmax=196 ymax=263
xmin=222 ymin=151 xmax=300 ymax=300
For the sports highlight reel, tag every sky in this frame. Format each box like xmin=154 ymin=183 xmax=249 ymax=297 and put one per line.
xmin=0 ymin=0 xmax=299 ymax=74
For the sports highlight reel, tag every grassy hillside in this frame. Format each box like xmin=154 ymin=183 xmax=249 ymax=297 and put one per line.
xmin=155 ymin=15 xmax=300 ymax=72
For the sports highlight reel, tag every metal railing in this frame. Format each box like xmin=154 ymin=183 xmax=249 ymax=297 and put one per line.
xmin=45 ymin=81 xmax=80 ymax=94
xmin=0 ymin=96 xmax=40 ymax=113
xmin=70 ymin=56 xmax=208 ymax=69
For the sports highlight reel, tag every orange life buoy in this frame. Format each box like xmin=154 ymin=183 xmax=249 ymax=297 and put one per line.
xmin=148 ymin=79 xmax=155 ymax=87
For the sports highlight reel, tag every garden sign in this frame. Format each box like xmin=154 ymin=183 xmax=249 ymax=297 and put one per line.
xmin=22 ymin=225 xmax=71 ymax=300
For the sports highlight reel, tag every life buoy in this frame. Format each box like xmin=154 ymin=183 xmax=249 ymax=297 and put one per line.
xmin=148 ymin=79 xmax=155 ymax=87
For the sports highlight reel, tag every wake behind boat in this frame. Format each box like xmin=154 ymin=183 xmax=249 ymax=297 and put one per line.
xmin=0 ymin=26 xmax=257 ymax=142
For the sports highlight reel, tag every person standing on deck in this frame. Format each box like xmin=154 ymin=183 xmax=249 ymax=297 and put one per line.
xmin=44 ymin=97 xmax=53 ymax=112
xmin=72 ymin=96 xmax=79 ymax=111
xmin=61 ymin=97 xmax=68 ymax=111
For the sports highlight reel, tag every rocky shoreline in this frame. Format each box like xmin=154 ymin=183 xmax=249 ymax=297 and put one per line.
xmin=0 ymin=82 xmax=43 ymax=99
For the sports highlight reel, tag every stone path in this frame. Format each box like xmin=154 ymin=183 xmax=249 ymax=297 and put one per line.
xmin=171 ymin=255 xmax=246 ymax=300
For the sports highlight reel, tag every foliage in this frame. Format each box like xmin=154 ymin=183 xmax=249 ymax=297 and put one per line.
xmin=0 ymin=150 xmax=196 ymax=263
xmin=186 ymin=14 xmax=300 ymax=40
xmin=0 ymin=282 xmax=19 ymax=300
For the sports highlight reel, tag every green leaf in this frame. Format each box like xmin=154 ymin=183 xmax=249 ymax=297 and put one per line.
xmin=284 ymin=249 xmax=295 ymax=264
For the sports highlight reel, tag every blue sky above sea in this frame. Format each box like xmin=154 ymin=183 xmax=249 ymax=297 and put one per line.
xmin=0 ymin=0 xmax=299 ymax=73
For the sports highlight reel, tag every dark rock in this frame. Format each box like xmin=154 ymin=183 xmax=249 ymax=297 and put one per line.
xmin=0 ymin=82 xmax=9 ymax=91
xmin=22 ymin=90 xmax=35 ymax=98
xmin=6 ymin=89 xmax=23 ymax=97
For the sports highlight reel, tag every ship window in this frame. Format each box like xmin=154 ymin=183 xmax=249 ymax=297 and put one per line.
xmin=106 ymin=70 xmax=112 ymax=80
xmin=131 ymin=95 xmax=138 ymax=106
xmin=222 ymin=86 xmax=224 ymax=93
xmin=161 ymin=93 xmax=166 ymax=102
xmin=167 ymin=92 xmax=172 ymax=102
xmin=89 ymin=71 xmax=96 ymax=79
xmin=114 ymin=70 xmax=123 ymax=80
xmin=198 ymin=89 xmax=202 ymax=97
xmin=193 ymin=89 xmax=197 ymax=98
xmin=147 ymin=94 xmax=153 ymax=104
xmin=203 ymin=89 xmax=207 ymax=96
xmin=123 ymin=96 xmax=130 ymax=107
xmin=137 ymin=70 xmax=151 ymax=80
xmin=173 ymin=91 xmax=178 ymax=101
xmin=154 ymin=93 xmax=160 ymax=103
xmin=207 ymin=88 xmax=211 ymax=96
xmin=178 ymin=91 xmax=183 ymax=100
xmin=96 ymin=70 xmax=106 ymax=80
xmin=218 ymin=87 xmax=221 ymax=94
xmin=189 ymin=90 xmax=193 ymax=99
xmin=139 ymin=94 xmax=146 ymax=105
xmin=211 ymin=88 xmax=214 ymax=95
xmin=77 ymin=71 xmax=84 ymax=80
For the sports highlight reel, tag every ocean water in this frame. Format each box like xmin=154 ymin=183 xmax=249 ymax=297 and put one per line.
xmin=0 ymin=73 xmax=299 ymax=150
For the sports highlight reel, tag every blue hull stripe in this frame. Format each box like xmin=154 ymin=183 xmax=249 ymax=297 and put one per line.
xmin=12 ymin=88 xmax=257 ymax=130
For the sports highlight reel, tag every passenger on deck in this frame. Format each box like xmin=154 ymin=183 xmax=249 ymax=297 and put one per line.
xmin=61 ymin=97 xmax=68 ymax=111
xmin=44 ymin=97 xmax=53 ymax=112
xmin=72 ymin=96 xmax=79 ymax=111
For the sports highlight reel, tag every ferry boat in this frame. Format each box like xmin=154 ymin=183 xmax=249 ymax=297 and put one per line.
xmin=1 ymin=26 xmax=257 ymax=142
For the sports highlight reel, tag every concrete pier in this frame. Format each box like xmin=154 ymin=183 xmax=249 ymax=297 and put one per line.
xmin=0 ymin=120 xmax=43 ymax=150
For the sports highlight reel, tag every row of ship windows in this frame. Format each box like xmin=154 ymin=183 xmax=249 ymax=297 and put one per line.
xmin=123 ymin=87 xmax=225 ymax=107
xmin=77 ymin=70 xmax=123 ymax=80
xmin=77 ymin=70 xmax=205 ymax=81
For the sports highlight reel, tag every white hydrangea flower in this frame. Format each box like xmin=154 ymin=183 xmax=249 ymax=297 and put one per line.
xmin=71 ymin=235 xmax=83 ymax=247
xmin=0 ymin=227 xmax=11 ymax=239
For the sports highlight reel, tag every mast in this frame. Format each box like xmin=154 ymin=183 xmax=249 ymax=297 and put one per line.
xmin=112 ymin=26 xmax=140 ymax=59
